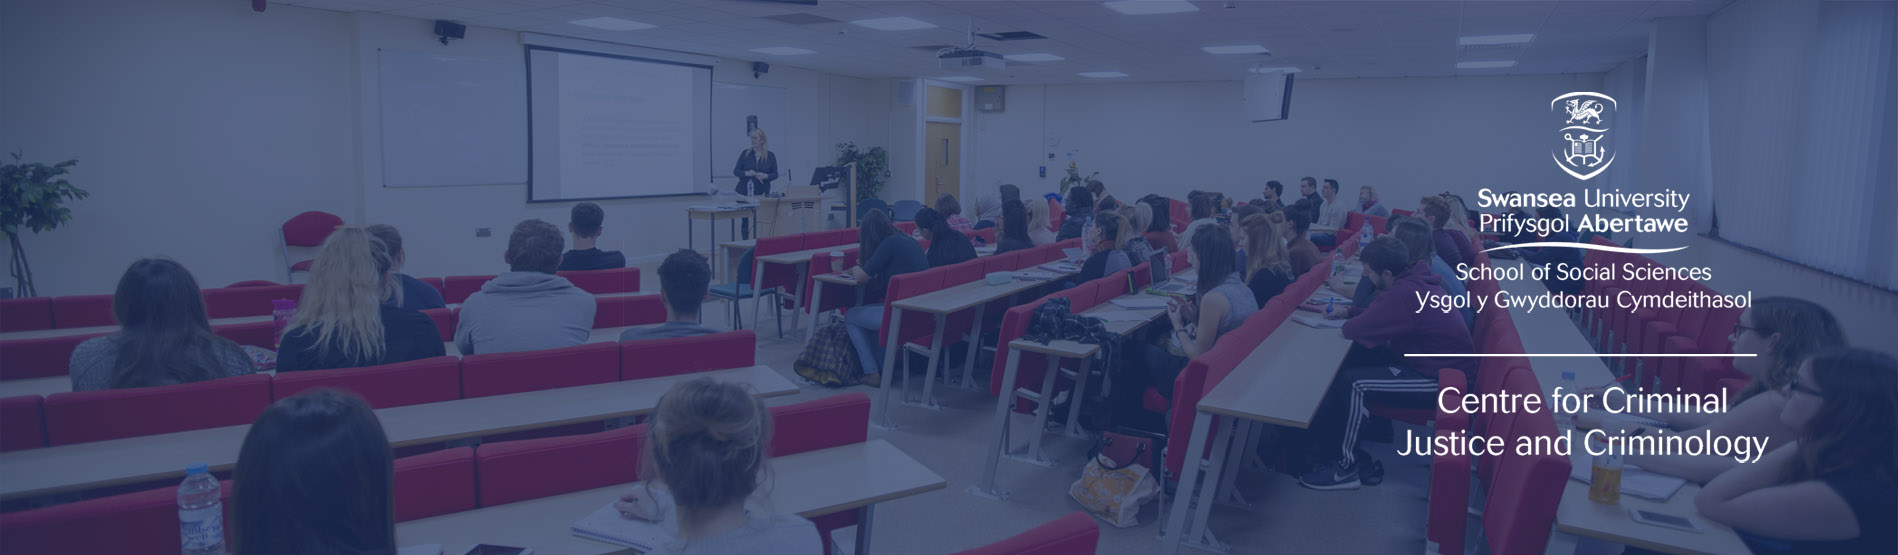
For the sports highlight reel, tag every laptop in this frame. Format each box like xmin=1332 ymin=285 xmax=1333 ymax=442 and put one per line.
xmin=1146 ymin=250 xmax=1196 ymax=296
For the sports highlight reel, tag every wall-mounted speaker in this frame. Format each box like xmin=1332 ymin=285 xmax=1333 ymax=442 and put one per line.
xmin=434 ymin=20 xmax=466 ymax=45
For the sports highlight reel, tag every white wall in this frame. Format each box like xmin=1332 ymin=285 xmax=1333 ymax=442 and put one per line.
xmin=0 ymin=0 xmax=358 ymax=296
xmin=1 ymin=0 xmax=890 ymax=296
xmin=970 ymin=74 xmax=1604 ymax=208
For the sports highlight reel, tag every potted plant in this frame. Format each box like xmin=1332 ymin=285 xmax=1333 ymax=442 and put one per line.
xmin=1 ymin=151 xmax=86 ymax=298
xmin=835 ymin=141 xmax=890 ymax=204
xmin=1058 ymin=161 xmax=1097 ymax=198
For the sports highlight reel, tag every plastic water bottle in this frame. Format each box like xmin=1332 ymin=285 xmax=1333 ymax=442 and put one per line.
xmin=178 ymin=463 xmax=225 ymax=555
xmin=1555 ymin=371 xmax=1578 ymax=431
xmin=1358 ymin=227 xmax=1371 ymax=251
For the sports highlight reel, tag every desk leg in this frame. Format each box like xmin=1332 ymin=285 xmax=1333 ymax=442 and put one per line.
xmin=750 ymin=258 xmax=764 ymax=333
xmin=1214 ymin=420 xmax=1252 ymax=508
xmin=1062 ymin=355 xmax=1092 ymax=438
xmin=1160 ymin=410 xmax=1216 ymax=555
xmin=789 ymin=262 xmax=808 ymax=337
xmin=910 ymin=314 xmax=947 ymax=410
xmin=804 ymin=280 xmax=827 ymax=346
xmin=873 ymin=308 xmax=904 ymax=430
xmin=959 ymin=304 xmax=986 ymax=389
xmin=970 ymin=348 xmax=1023 ymax=500
xmin=854 ymin=504 xmax=876 ymax=555
xmin=1010 ymin=353 xmax=1062 ymax=468
xmin=1183 ymin=417 xmax=1236 ymax=553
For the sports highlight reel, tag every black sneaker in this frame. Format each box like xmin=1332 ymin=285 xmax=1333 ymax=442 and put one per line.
xmin=1362 ymin=459 xmax=1385 ymax=486
xmin=1299 ymin=462 xmax=1361 ymax=491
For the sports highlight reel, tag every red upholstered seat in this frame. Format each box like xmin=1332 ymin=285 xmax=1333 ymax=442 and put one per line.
xmin=474 ymin=424 xmax=645 ymax=506
xmin=951 ymin=512 xmax=1100 ymax=555
xmin=281 ymin=210 xmax=343 ymax=279
xmin=393 ymin=446 xmax=477 ymax=522
xmin=201 ymin=284 xmax=302 ymax=319
xmin=272 ymin=356 xmax=461 ymax=408
xmin=420 ymin=307 xmax=455 ymax=342
xmin=621 ymin=330 xmax=755 ymax=380
xmin=418 ymin=276 xmax=446 ymax=299
xmin=212 ymin=320 xmax=278 ymax=349
xmin=0 ymin=479 xmax=233 ymax=554
xmin=1048 ymin=198 xmax=1066 ymax=230
xmin=592 ymin=294 xmax=666 ymax=329
xmin=0 ymin=332 xmax=108 ymax=379
xmin=0 ymin=395 xmax=47 ymax=452
xmin=50 ymin=294 xmax=114 ymax=328
xmin=769 ymin=392 xmax=869 ymax=457
xmin=461 ymin=343 xmax=619 ymax=399
xmin=1427 ymin=429 xmax=1472 ymax=555
xmin=558 ymin=267 xmax=639 ymax=295
xmin=1482 ymin=410 xmax=1570 ymax=555
xmin=805 ymin=248 xmax=861 ymax=315
xmin=442 ymin=275 xmax=494 ymax=305
xmin=290 ymin=259 xmax=313 ymax=272
xmin=44 ymin=374 xmax=274 ymax=445
xmin=1169 ymin=199 xmax=1189 ymax=233
xmin=0 ymin=297 xmax=53 ymax=332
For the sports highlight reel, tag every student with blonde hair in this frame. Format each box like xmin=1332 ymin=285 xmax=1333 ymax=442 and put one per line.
xmin=1356 ymin=185 xmax=1391 ymax=218
xmin=277 ymin=227 xmax=444 ymax=372
xmin=1420 ymin=196 xmax=1476 ymax=269
xmin=1240 ymin=214 xmax=1295 ymax=303
xmin=1024 ymin=197 xmax=1056 ymax=246
xmin=1118 ymin=203 xmax=1158 ymax=264
xmin=614 ymin=378 xmax=822 ymax=554
xmin=364 ymin=224 xmax=445 ymax=311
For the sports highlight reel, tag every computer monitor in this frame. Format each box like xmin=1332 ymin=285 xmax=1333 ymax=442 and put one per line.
xmin=809 ymin=166 xmax=848 ymax=190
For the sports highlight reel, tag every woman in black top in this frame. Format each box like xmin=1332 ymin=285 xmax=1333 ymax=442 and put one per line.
xmin=732 ymin=128 xmax=777 ymax=196
xmin=843 ymin=211 xmax=929 ymax=385
xmin=1239 ymin=213 xmax=1295 ymax=302
xmin=278 ymin=227 xmax=444 ymax=372
xmin=913 ymin=207 xmax=976 ymax=268
xmin=994 ymin=199 xmax=1034 ymax=255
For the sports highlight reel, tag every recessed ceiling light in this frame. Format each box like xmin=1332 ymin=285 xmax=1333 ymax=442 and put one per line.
xmin=1103 ymin=0 xmax=1199 ymax=16
xmin=1004 ymin=53 xmax=1065 ymax=62
xmin=1458 ymin=33 xmax=1535 ymax=46
xmin=937 ymin=76 xmax=983 ymax=82
xmin=1202 ymin=44 xmax=1269 ymax=55
xmin=1457 ymin=60 xmax=1516 ymax=69
xmin=850 ymin=16 xmax=935 ymax=31
xmin=1249 ymin=66 xmax=1300 ymax=74
xmin=569 ymin=17 xmax=655 ymax=31
xmin=1079 ymin=71 xmax=1130 ymax=78
xmin=751 ymin=46 xmax=816 ymax=56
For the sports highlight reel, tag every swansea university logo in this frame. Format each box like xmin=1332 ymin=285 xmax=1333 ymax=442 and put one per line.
xmin=1551 ymin=92 xmax=1615 ymax=180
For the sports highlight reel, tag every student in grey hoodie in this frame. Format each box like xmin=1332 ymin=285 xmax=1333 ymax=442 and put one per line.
xmin=454 ymin=219 xmax=596 ymax=355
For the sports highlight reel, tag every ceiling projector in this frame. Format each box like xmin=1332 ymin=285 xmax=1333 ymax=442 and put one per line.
xmin=939 ymin=49 xmax=1005 ymax=70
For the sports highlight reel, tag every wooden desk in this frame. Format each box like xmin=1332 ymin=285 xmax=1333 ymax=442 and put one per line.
xmin=396 ymin=439 xmax=945 ymax=555
xmin=688 ymin=205 xmax=757 ymax=278
xmin=443 ymin=326 xmax=637 ymax=357
xmin=0 ymin=315 xmax=272 ymax=342
xmin=1553 ymin=453 xmax=1749 ymax=555
xmin=0 ymin=366 xmax=795 ymax=501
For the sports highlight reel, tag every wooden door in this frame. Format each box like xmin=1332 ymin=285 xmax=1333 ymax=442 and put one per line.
xmin=925 ymin=121 xmax=960 ymax=204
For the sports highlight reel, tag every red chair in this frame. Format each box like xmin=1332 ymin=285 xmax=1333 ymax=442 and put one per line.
xmin=213 ymin=320 xmax=277 ymax=349
xmin=1048 ymin=197 xmax=1067 ymax=231
xmin=281 ymin=210 xmax=344 ymax=281
xmin=950 ymin=511 xmax=1099 ymax=555
xmin=0 ymin=297 xmax=54 ymax=332
xmin=1426 ymin=429 xmax=1472 ymax=555
xmin=0 ymin=395 xmax=47 ymax=452
xmin=1482 ymin=411 xmax=1571 ymax=555
xmin=768 ymin=394 xmax=872 ymax=554
xmin=1169 ymin=199 xmax=1189 ymax=233
xmin=558 ymin=267 xmax=639 ymax=295
xmin=393 ymin=446 xmax=477 ymax=522
xmin=593 ymin=294 xmax=666 ymax=329
xmin=0 ymin=478 xmax=233 ymax=554
xmin=272 ymin=356 xmax=460 ymax=408
xmin=418 ymin=276 xmax=446 ymax=299
xmin=44 ymin=374 xmax=273 ymax=445
xmin=0 ymin=332 xmax=108 ymax=380
xmin=420 ymin=307 xmax=455 ymax=342
xmin=442 ymin=275 xmax=494 ymax=305
xmin=621 ymin=330 xmax=756 ymax=381
xmin=50 ymin=294 xmax=114 ymax=328
xmin=202 ymin=284 xmax=303 ymax=319
xmin=461 ymin=343 xmax=619 ymax=399
xmin=473 ymin=424 xmax=645 ymax=506
xmin=805 ymin=249 xmax=861 ymax=316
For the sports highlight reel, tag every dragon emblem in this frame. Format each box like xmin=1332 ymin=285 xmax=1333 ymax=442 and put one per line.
xmin=1565 ymin=99 xmax=1604 ymax=125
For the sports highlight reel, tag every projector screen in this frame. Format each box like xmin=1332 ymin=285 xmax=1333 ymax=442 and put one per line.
xmin=527 ymin=46 xmax=712 ymax=202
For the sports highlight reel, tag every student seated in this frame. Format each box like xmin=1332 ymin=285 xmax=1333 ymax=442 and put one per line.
xmin=912 ymin=207 xmax=976 ymax=268
xmin=1056 ymin=187 xmax=1095 ymax=242
xmin=1085 ymin=179 xmax=1107 ymax=204
xmin=1076 ymin=212 xmax=1133 ymax=283
xmin=1230 ymin=203 xmax=1265 ymax=270
xmin=1298 ymin=176 xmax=1323 ymax=221
xmin=614 ymin=378 xmax=823 ymax=554
xmin=993 ymin=199 xmax=1034 ymax=255
xmin=365 ymin=224 xmax=446 ymax=311
xmin=1025 ymin=197 xmax=1057 ymax=246
xmin=559 ymin=201 xmax=626 ymax=272
xmin=1303 ymin=237 xmax=1476 ymax=490
xmin=1356 ymin=185 xmax=1391 ymax=219
xmin=455 ymin=219 xmax=596 ymax=355
xmin=935 ymin=193 xmax=975 ymax=239
xmin=1420 ymin=196 xmax=1476 ymax=269
xmin=278 ymin=228 xmax=444 ymax=372
xmin=1179 ymin=191 xmax=1220 ymax=248
xmin=233 ymin=389 xmax=395 ymax=555
xmin=1239 ymin=214 xmax=1295 ymax=303
xmin=1695 ymin=348 xmax=1895 ymax=555
xmin=973 ymin=193 xmax=1002 ymax=230
xmin=1357 ymin=217 xmax=1473 ymax=329
xmin=69 ymin=258 xmax=254 ymax=392
xmin=1142 ymin=199 xmax=1181 ymax=254
xmin=1259 ymin=180 xmax=1286 ymax=214
xmin=843 ymin=210 xmax=928 ymax=388
xmin=1579 ymin=297 xmax=1846 ymax=483
xmin=1119 ymin=203 xmax=1158 ymax=264
xmin=621 ymin=249 xmax=721 ymax=341
xmin=1311 ymin=178 xmax=1350 ymax=248
xmin=1116 ymin=227 xmax=1258 ymax=424
xmin=1284 ymin=200 xmax=1323 ymax=276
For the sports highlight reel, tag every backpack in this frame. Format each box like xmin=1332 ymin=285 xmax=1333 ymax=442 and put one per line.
xmin=794 ymin=318 xmax=861 ymax=387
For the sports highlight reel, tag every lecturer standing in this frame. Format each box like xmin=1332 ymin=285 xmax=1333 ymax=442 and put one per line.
xmin=732 ymin=128 xmax=778 ymax=239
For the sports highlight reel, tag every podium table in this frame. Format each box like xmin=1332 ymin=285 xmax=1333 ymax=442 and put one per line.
xmin=756 ymin=194 xmax=829 ymax=238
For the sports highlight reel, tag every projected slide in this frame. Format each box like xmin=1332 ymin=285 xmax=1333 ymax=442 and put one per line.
xmin=528 ymin=47 xmax=712 ymax=202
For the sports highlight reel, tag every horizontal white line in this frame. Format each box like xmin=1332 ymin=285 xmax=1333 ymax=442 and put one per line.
xmin=1404 ymin=353 xmax=1755 ymax=357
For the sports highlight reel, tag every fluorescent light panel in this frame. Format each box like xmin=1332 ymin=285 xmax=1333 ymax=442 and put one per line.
xmin=1457 ymin=60 xmax=1516 ymax=69
xmin=751 ymin=46 xmax=816 ymax=56
xmin=569 ymin=17 xmax=654 ymax=31
xmin=1203 ymin=44 xmax=1268 ymax=55
xmin=850 ymin=16 xmax=936 ymax=31
xmin=937 ymin=76 xmax=983 ymax=82
xmin=1104 ymin=0 xmax=1199 ymax=16
xmin=1458 ymin=33 xmax=1535 ymax=46
xmin=1004 ymin=53 xmax=1065 ymax=62
xmin=1079 ymin=71 xmax=1130 ymax=78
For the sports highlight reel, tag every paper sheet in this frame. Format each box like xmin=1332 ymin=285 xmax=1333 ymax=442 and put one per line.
xmin=1568 ymin=464 xmax=1687 ymax=501
xmin=1087 ymin=309 xmax=1155 ymax=322
xmin=1290 ymin=312 xmax=1346 ymax=329
xmin=1111 ymin=297 xmax=1171 ymax=310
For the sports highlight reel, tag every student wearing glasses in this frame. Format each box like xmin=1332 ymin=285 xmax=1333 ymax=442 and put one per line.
xmin=1578 ymin=297 xmax=1847 ymax=483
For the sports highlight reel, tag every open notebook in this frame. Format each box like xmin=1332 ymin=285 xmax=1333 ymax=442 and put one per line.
xmin=571 ymin=502 xmax=678 ymax=551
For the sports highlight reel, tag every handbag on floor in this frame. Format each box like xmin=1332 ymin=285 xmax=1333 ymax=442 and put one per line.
xmin=794 ymin=317 xmax=861 ymax=387
xmin=1069 ymin=430 xmax=1160 ymax=528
